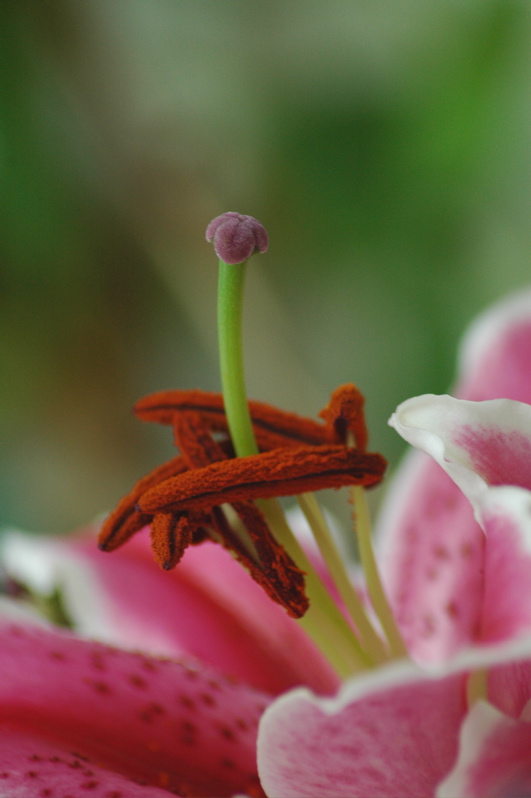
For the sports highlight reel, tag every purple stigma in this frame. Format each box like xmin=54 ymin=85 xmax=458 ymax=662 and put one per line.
xmin=206 ymin=212 xmax=269 ymax=265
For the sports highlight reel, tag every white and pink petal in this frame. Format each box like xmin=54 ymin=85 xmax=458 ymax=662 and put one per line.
xmin=378 ymin=290 xmax=531 ymax=660
xmin=389 ymin=395 xmax=531 ymax=509
xmin=258 ymin=660 xmax=467 ymax=798
xmin=436 ymin=701 xmax=531 ymax=798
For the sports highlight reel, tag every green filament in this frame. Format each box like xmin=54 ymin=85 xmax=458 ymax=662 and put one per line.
xmin=217 ymin=259 xmax=259 ymax=458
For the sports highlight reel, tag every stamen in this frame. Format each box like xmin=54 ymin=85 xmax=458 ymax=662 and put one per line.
xmin=137 ymin=445 xmax=386 ymax=514
xmin=319 ymin=383 xmax=368 ymax=451
xmin=174 ymin=410 xmax=308 ymax=618
xmin=466 ymin=669 xmax=488 ymax=706
xmin=149 ymin=512 xmax=192 ymax=571
xmin=99 ymin=212 xmax=399 ymax=680
xmin=98 ymin=455 xmax=188 ymax=552
xmin=134 ymin=389 xmax=336 ymax=449
xmin=217 ymin=502 xmax=308 ymax=618
xmin=297 ymin=492 xmax=388 ymax=665
xmin=256 ymin=496 xmax=372 ymax=675
xmin=352 ymin=484 xmax=407 ymax=658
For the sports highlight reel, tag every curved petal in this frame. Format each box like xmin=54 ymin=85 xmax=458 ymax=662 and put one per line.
xmin=456 ymin=287 xmax=531 ymax=404
xmin=383 ymin=402 xmax=531 ymax=659
xmin=0 ymin=604 xmax=269 ymax=798
xmin=378 ymin=290 xmax=531 ymax=660
xmin=3 ymin=529 xmax=338 ymax=696
xmin=389 ymin=395 xmax=531 ymax=508
xmin=258 ymin=638 xmax=531 ymax=798
xmin=436 ymin=701 xmax=531 ymax=798
xmin=258 ymin=660 xmax=467 ymax=798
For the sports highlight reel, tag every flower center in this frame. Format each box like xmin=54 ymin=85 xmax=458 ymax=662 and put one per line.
xmin=99 ymin=213 xmax=409 ymax=678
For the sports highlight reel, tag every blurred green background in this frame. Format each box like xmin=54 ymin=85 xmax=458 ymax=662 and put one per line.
xmin=2 ymin=1 xmax=531 ymax=534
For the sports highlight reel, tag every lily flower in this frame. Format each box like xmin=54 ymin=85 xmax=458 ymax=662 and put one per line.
xmin=3 ymin=201 xmax=531 ymax=798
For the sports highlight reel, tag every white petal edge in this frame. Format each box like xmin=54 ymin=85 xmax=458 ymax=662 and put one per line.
xmin=476 ymin=485 xmax=531 ymax=556
xmin=1 ymin=528 xmax=115 ymax=640
xmin=435 ymin=701 xmax=504 ymax=798
xmin=389 ymin=394 xmax=531 ymax=510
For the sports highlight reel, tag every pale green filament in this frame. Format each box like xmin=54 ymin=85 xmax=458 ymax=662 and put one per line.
xmin=297 ymin=492 xmax=389 ymax=665
xmin=466 ymin=669 xmax=488 ymax=707
xmin=352 ymin=485 xmax=408 ymax=658
xmin=258 ymin=497 xmax=371 ymax=676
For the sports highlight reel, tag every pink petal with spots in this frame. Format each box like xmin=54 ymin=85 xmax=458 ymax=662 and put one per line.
xmin=258 ymin=638 xmax=531 ymax=798
xmin=258 ymin=660 xmax=467 ymax=798
xmin=475 ymin=487 xmax=531 ymax=646
xmin=377 ymin=450 xmax=485 ymax=662
xmin=379 ymin=290 xmax=531 ymax=660
xmin=0 ymin=728 xmax=177 ymax=798
xmin=0 ymin=609 xmax=269 ymax=798
xmin=436 ymin=701 xmax=531 ymax=798
xmin=3 ymin=530 xmax=337 ymax=696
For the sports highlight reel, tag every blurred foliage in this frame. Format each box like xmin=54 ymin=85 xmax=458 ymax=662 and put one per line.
xmin=1 ymin=1 xmax=531 ymax=533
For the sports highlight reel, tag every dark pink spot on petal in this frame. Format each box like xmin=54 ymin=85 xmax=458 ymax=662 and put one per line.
xmin=199 ymin=692 xmax=216 ymax=707
xmin=83 ymin=678 xmax=112 ymax=695
xmin=127 ymin=674 xmax=148 ymax=690
xmin=49 ymin=650 xmax=67 ymax=662
xmin=178 ymin=694 xmax=195 ymax=710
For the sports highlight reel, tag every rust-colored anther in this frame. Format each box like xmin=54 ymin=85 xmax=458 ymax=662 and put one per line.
xmin=319 ymin=383 xmax=368 ymax=450
xmin=134 ymin=390 xmax=336 ymax=449
xmin=138 ymin=445 xmax=385 ymax=515
xmin=174 ymin=411 xmax=308 ymax=617
xmin=99 ymin=384 xmax=386 ymax=618
xmin=98 ymin=455 xmax=188 ymax=552
xmin=149 ymin=512 xmax=193 ymax=571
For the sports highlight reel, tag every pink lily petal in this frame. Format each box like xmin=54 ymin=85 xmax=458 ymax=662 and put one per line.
xmin=436 ymin=701 xmax=531 ymax=798
xmin=475 ymin=486 xmax=531 ymax=646
xmin=0 ymin=605 xmax=269 ymax=798
xmin=389 ymin=394 xmax=531 ymax=507
xmin=456 ymin=287 xmax=531 ymax=404
xmin=378 ymin=290 xmax=531 ymax=661
xmin=0 ymin=728 xmax=176 ymax=798
xmin=377 ymin=449 xmax=485 ymax=662
xmin=381 ymin=394 xmax=531 ymax=660
xmin=258 ymin=660 xmax=467 ymax=798
xmin=259 ymin=637 xmax=531 ymax=798
xmin=2 ymin=529 xmax=338 ymax=696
